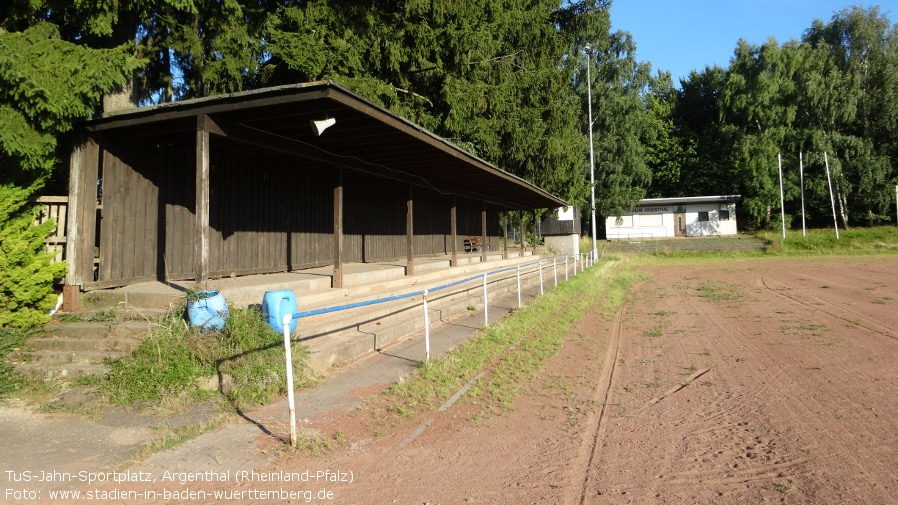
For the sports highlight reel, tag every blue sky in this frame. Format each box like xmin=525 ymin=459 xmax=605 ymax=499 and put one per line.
xmin=609 ymin=1 xmax=897 ymax=85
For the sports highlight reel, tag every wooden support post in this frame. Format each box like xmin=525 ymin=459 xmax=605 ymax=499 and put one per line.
xmin=65 ymin=135 xmax=100 ymax=310
xmin=519 ymin=211 xmax=525 ymax=257
xmin=194 ymin=116 xmax=211 ymax=284
xmin=450 ymin=196 xmax=458 ymax=267
xmin=481 ymin=203 xmax=488 ymax=263
xmin=503 ymin=213 xmax=509 ymax=260
xmin=332 ymin=167 xmax=344 ymax=288
xmin=406 ymin=185 xmax=415 ymax=276
xmin=532 ymin=210 xmax=538 ymax=257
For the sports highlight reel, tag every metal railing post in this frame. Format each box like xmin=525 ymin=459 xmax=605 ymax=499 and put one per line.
xmin=282 ymin=314 xmax=297 ymax=448
xmin=423 ymin=289 xmax=430 ymax=361
xmin=538 ymin=260 xmax=544 ymax=295
xmin=516 ymin=265 xmax=522 ymax=308
xmin=482 ymin=273 xmax=489 ymax=327
xmin=553 ymin=257 xmax=557 ymax=287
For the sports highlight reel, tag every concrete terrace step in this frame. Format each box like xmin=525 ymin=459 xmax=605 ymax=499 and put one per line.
xmin=9 ymin=349 xmax=126 ymax=366
xmin=300 ymin=262 xmax=553 ymax=373
xmin=7 ymin=320 xmax=155 ymax=380
xmin=12 ymin=251 xmax=556 ymax=381
xmin=19 ymin=336 xmax=143 ymax=354
xmin=13 ymin=362 xmax=111 ymax=381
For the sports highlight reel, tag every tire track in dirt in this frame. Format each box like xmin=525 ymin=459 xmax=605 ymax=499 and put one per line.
xmin=582 ymin=261 xmax=898 ymax=504
xmin=760 ymin=276 xmax=898 ymax=341
xmin=572 ymin=301 xmax=626 ymax=505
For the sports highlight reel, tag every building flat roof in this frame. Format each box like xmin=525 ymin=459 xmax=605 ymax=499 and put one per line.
xmin=635 ymin=195 xmax=742 ymax=207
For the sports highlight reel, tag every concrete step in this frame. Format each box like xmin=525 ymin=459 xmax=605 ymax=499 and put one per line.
xmin=21 ymin=336 xmax=143 ymax=353
xmin=8 ymin=349 xmax=127 ymax=366
xmin=302 ymin=264 xmax=550 ymax=373
xmin=13 ymin=362 xmax=111 ymax=380
xmin=39 ymin=321 xmax=154 ymax=340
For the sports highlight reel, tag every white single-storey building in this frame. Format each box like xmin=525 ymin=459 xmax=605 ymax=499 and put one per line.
xmin=606 ymin=195 xmax=740 ymax=240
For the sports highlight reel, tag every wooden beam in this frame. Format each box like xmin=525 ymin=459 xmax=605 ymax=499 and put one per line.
xmin=65 ymin=135 xmax=100 ymax=300
xmin=195 ymin=116 xmax=212 ymax=283
xmin=503 ymin=213 xmax=509 ymax=260
xmin=450 ymin=196 xmax=458 ymax=267
xmin=481 ymin=203 xmax=488 ymax=263
xmin=333 ymin=167 xmax=344 ymax=288
xmin=406 ymin=185 xmax=415 ymax=276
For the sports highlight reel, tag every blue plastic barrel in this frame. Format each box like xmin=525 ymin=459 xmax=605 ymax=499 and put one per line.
xmin=262 ymin=289 xmax=298 ymax=333
xmin=187 ymin=290 xmax=229 ymax=331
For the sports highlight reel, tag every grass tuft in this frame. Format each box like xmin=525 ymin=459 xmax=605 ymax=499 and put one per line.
xmin=100 ymin=306 xmax=316 ymax=410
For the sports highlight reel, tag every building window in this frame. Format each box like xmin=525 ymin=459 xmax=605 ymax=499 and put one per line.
xmin=674 ymin=205 xmax=686 ymax=213
xmin=719 ymin=210 xmax=730 ymax=220
xmin=698 ymin=211 xmax=709 ymax=222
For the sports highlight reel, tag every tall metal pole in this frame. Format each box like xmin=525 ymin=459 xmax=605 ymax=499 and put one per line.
xmin=585 ymin=44 xmax=598 ymax=262
xmin=778 ymin=153 xmax=786 ymax=240
xmin=824 ymin=151 xmax=840 ymax=240
xmin=799 ymin=151 xmax=806 ymax=237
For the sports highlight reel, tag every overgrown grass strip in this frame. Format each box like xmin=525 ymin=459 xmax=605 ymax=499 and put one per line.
xmin=385 ymin=260 xmax=643 ymax=417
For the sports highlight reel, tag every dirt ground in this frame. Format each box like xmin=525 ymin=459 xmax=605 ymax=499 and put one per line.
xmin=29 ymin=255 xmax=898 ymax=504
xmin=257 ymin=255 xmax=898 ymax=505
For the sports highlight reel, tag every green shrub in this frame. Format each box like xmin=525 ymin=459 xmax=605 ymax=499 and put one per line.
xmin=0 ymin=187 xmax=66 ymax=328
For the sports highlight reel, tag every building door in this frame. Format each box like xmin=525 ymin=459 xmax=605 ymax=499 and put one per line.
xmin=674 ymin=213 xmax=687 ymax=237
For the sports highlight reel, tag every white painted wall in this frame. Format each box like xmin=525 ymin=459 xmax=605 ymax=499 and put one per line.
xmin=606 ymin=201 xmax=738 ymax=239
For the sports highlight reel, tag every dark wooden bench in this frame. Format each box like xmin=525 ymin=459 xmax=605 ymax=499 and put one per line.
xmin=464 ymin=236 xmax=483 ymax=252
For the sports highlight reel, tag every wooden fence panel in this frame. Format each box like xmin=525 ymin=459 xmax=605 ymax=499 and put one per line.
xmin=34 ymin=196 xmax=68 ymax=263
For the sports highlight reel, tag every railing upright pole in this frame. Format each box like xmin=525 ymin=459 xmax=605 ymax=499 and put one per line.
xmin=423 ymin=289 xmax=430 ymax=361
xmin=553 ymin=257 xmax=557 ymax=287
xmin=482 ymin=273 xmax=489 ymax=327
xmin=539 ymin=260 xmax=544 ymax=295
xmin=282 ymin=314 xmax=297 ymax=448
xmin=516 ymin=265 xmax=522 ymax=308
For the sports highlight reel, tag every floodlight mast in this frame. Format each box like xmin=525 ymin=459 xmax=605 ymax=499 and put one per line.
xmin=584 ymin=43 xmax=598 ymax=262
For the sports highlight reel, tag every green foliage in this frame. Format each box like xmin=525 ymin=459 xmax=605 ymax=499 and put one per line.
xmin=0 ymin=23 xmax=142 ymax=181
xmin=262 ymin=0 xmax=608 ymax=205
xmin=758 ymin=226 xmax=898 ymax=255
xmin=0 ymin=23 xmax=142 ymax=328
xmin=101 ymin=307 xmax=315 ymax=409
xmin=0 ymin=187 xmax=66 ymax=327
xmin=664 ymin=6 xmax=897 ymax=230
xmin=103 ymin=312 xmax=211 ymax=405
